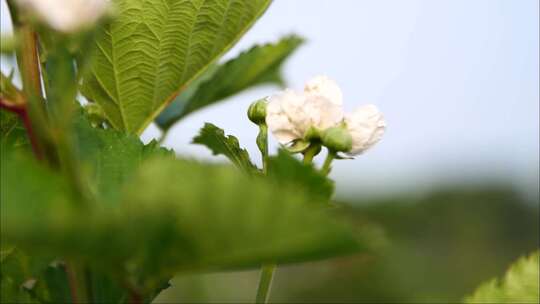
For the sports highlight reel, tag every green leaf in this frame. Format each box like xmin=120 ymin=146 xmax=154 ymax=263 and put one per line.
xmin=268 ymin=150 xmax=335 ymax=202
xmin=192 ymin=123 xmax=257 ymax=175
xmin=465 ymin=251 xmax=539 ymax=303
xmin=74 ymin=113 xmax=174 ymax=204
xmin=0 ymin=247 xmax=38 ymax=304
xmin=81 ymin=0 xmax=272 ymax=134
xmin=116 ymin=157 xmax=364 ymax=275
xmin=1 ymin=151 xmax=365 ymax=292
xmin=156 ymin=35 xmax=304 ymax=129
xmin=0 ymin=246 xmax=72 ymax=304
xmin=1 ymin=110 xmax=29 ymax=153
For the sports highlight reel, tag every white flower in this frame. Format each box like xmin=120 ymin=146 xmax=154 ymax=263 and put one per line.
xmin=265 ymin=76 xmax=386 ymax=154
xmin=345 ymin=104 xmax=386 ymax=155
xmin=304 ymin=75 xmax=343 ymax=105
xmin=266 ymin=86 xmax=343 ymax=144
xmin=16 ymin=0 xmax=110 ymax=33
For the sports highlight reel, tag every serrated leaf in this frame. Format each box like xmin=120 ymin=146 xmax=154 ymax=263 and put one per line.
xmin=192 ymin=123 xmax=257 ymax=175
xmin=74 ymin=113 xmax=174 ymax=204
xmin=156 ymin=35 xmax=304 ymax=129
xmin=81 ymin=0 xmax=272 ymax=134
xmin=465 ymin=251 xmax=539 ymax=303
xmin=268 ymin=150 xmax=335 ymax=202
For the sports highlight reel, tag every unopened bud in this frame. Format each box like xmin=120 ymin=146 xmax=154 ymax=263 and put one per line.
xmin=247 ymin=98 xmax=267 ymax=125
xmin=322 ymin=126 xmax=352 ymax=152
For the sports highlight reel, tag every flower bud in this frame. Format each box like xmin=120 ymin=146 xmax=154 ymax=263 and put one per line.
xmin=247 ymin=98 xmax=267 ymax=125
xmin=322 ymin=126 xmax=352 ymax=152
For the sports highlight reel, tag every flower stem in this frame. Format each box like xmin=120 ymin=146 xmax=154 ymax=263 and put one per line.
xmin=321 ymin=150 xmax=336 ymax=176
xmin=303 ymin=143 xmax=321 ymax=164
xmin=256 ymin=123 xmax=269 ymax=174
xmin=254 ymin=122 xmax=273 ymax=303
xmin=255 ymin=263 xmax=276 ymax=304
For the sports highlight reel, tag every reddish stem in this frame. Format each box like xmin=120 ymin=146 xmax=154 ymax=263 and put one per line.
xmin=0 ymin=97 xmax=43 ymax=160
xmin=63 ymin=263 xmax=80 ymax=304
xmin=128 ymin=289 xmax=142 ymax=304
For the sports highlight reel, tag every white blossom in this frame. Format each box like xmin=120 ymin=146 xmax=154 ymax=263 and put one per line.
xmin=304 ymin=75 xmax=343 ymax=105
xmin=266 ymin=87 xmax=343 ymax=144
xmin=16 ymin=0 xmax=110 ymax=33
xmin=345 ymin=104 xmax=386 ymax=155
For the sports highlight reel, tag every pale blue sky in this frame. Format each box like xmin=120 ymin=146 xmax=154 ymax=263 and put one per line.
xmin=2 ymin=0 xmax=538 ymax=200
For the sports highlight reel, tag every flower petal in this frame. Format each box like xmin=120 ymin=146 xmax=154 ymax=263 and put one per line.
xmin=304 ymin=75 xmax=343 ymax=105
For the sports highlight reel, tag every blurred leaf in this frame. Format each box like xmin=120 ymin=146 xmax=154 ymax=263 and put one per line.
xmin=0 ymin=246 xmax=72 ymax=304
xmin=156 ymin=35 xmax=304 ymax=129
xmin=117 ymin=157 xmax=363 ymax=278
xmin=1 ymin=110 xmax=29 ymax=153
xmin=81 ymin=0 xmax=272 ymax=134
xmin=192 ymin=123 xmax=257 ymax=175
xmin=1 ymin=71 xmax=25 ymax=106
xmin=86 ymin=271 xmax=127 ymax=304
xmin=465 ymin=251 xmax=539 ymax=303
xmin=0 ymin=34 xmax=17 ymax=54
xmin=268 ymin=150 xmax=334 ymax=202
xmin=1 ymin=150 xmax=365 ymax=292
xmin=0 ymin=247 xmax=38 ymax=303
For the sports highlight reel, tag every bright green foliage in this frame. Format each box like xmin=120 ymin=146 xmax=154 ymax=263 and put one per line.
xmin=1 ymin=137 xmax=365 ymax=294
xmin=156 ymin=35 xmax=304 ymax=129
xmin=81 ymin=0 xmax=272 ymax=134
xmin=192 ymin=123 xmax=257 ymax=175
xmin=117 ymin=157 xmax=362 ymax=274
xmin=268 ymin=150 xmax=335 ymax=202
xmin=74 ymin=114 xmax=173 ymax=204
xmin=465 ymin=251 xmax=539 ymax=303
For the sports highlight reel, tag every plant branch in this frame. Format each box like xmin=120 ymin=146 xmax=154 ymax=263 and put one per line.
xmin=255 ymin=263 xmax=276 ymax=304
xmin=302 ymin=143 xmax=321 ymax=165
xmin=64 ymin=263 xmax=80 ymax=303
xmin=321 ymin=150 xmax=336 ymax=176
xmin=1 ymin=97 xmax=43 ymax=159
xmin=256 ymin=123 xmax=268 ymax=174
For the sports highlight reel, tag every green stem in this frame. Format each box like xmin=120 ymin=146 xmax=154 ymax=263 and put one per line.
xmin=255 ymin=264 xmax=276 ymax=304
xmin=321 ymin=150 xmax=336 ymax=176
xmin=256 ymin=123 xmax=268 ymax=174
xmin=303 ymin=143 xmax=321 ymax=165
xmin=254 ymin=123 xmax=272 ymax=303
xmin=64 ymin=261 xmax=90 ymax=303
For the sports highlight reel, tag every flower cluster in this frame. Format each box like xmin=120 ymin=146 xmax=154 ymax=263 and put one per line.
xmin=251 ymin=76 xmax=386 ymax=156
xmin=15 ymin=0 xmax=110 ymax=33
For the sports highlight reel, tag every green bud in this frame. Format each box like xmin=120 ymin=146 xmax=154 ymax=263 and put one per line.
xmin=247 ymin=98 xmax=267 ymax=125
xmin=303 ymin=126 xmax=321 ymax=140
xmin=322 ymin=127 xmax=352 ymax=152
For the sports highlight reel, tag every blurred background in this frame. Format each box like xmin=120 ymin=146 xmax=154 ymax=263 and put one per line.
xmin=1 ymin=0 xmax=538 ymax=302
